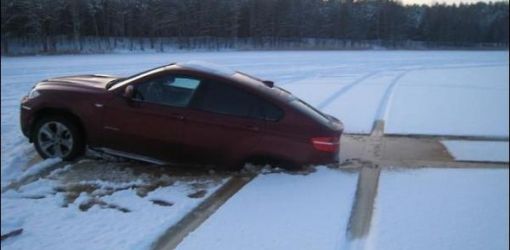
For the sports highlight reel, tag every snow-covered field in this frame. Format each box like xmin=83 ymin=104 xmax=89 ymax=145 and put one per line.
xmin=1 ymin=160 xmax=227 ymax=249
xmin=174 ymin=167 xmax=509 ymax=250
xmin=2 ymin=51 xmax=508 ymax=184
xmin=442 ymin=140 xmax=509 ymax=162
xmin=1 ymin=51 xmax=508 ymax=249
xmin=385 ymin=66 xmax=509 ymax=137
xmin=1 ymin=51 xmax=509 ymax=180
xmin=176 ymin=167 xmax=358 ymax=250
xmin=365 ymin=168 xmax=509 ymax=250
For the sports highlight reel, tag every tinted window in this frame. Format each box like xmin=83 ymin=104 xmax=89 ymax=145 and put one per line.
xmin=258 ymin=100 xmax=283 ymax=121
xmin=192 ymin=81 xmax=283 ymax=121
xmin=134 ymin=75 xmax=200 ymax=107
xmin=290 ymin=99 xmax=330 ymax=125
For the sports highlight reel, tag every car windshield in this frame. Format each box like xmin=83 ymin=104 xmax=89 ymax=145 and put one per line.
xmin=106 ymin=64 xmax=171 ymax=89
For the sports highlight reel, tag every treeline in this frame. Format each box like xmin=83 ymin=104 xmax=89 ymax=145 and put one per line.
xmin=1 ymin=0 xmax=509 ymax=54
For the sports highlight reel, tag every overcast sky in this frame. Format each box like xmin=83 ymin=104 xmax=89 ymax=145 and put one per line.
xmin=403 ymin=0 xmax=508 ymax=5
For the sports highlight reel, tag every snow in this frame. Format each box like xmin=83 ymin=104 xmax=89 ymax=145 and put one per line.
xmin=3 ymin=52 xmax=507 ymax=177
xmin=283 ymin=77 xmax=353 ymax=107
xmin=176 ymin=167 xmax=358 ymax=250
xmin=385 ymin=66 xmax=509 ymax=137
xmin=1 ymin=158 xmax=61 ymax=190
xmin=441 ymin=140 xmax=509 ymax=162
xmin=365 ymin=168 xmax=509 ymax=250
xmin=174 ymin=167 xmax=509 ymax=250
xmin=1 ymin=51 xmax=508 ymax=249
xmin=1 ymin=171 xmax=227 ymax=250
xmin=321 ymin=71 xmax=402 ymax=133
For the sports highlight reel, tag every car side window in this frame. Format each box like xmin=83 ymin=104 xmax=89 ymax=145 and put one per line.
xmin=192 ymin=80 xmax=283 ymax=121
xmin=258 ymin=100 xmax=283 ymax=121
xmin=134 ymin=75 xmax=200 ymax=107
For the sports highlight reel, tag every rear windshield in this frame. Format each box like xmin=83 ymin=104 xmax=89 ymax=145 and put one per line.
xmin=289 ymin=99 xmax=330 ymax=126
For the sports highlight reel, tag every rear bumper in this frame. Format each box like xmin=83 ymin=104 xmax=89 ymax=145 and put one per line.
xmin=305 ymin=150 xmax=340 ymax=166
xmin=305 ymin=132 xmax=341 ymax=165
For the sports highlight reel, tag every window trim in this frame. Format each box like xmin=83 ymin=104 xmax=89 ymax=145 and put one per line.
xmin=130 ymin=73 xmax=202 ymax=108
xmin=189 ymin=79 xmax=284 ymax=122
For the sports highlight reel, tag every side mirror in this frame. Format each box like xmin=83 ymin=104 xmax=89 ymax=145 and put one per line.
xmin=123 ymin=85 xmax=134 ymax=99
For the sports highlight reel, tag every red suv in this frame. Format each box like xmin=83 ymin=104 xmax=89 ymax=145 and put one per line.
xmin=20 ymin=62 xmax=343 ymax=169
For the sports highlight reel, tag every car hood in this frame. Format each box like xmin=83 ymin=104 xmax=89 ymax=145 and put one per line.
xmin=38 ymin=74 xmax=120 ymax=90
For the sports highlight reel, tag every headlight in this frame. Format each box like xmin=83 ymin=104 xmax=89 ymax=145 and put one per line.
xmin=28 ymin=89 xmax=40 ymax=99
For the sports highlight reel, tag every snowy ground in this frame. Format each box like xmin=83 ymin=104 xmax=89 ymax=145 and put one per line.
xmin=385 ymin=66 xmax=509 ymax=137
xmin=441 ymin=140 xmax=509 ymax=163
xmin=365 ymin=168 xmax=509 ymax=250
xmin=2 ymin=51 xmax=508 ymax=185
xmin=1 ymin=160 xmax=227 ymax=249
xmin=174 ymin=167 xmax=509 ymax=250
xmin=1 ymin=51 xmax=508 ymax=249
xmin=176 ymin=167 xmax=358 ymax=250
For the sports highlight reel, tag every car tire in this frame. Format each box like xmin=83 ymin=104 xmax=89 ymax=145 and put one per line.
xmin=33 ymin=116 xmax=85 ymax=161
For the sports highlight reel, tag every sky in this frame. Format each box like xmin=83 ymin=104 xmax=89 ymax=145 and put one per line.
xmin=403 ymin=0 xmax=508 ymax=5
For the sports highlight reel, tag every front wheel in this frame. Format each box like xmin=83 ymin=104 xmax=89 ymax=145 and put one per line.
xmin=33 ymin=116 xmax=85 ymax=161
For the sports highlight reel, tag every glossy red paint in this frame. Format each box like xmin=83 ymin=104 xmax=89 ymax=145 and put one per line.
xmin=20 ymin=62 xmax=343 ymax=168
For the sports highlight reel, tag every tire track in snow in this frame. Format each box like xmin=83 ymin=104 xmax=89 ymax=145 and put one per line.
xmin=374 ymin=70 xmax=411 ymax=122
xmin=421 ymin=62 xmax=509 ymax=71
xmin=373 ymin=62 xmax=508 ymax=130
xmin=317 ymin=71 xmax=380 ymax=109
xmin=152 ymin=173 xmax=256 ymax=250
xmin=345 ymin=165 xmax=381 ymax=240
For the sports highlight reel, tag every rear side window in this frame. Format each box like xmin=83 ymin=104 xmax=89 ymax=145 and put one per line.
xmin=259 ymin=100 xmax=283 ymax=121
xmin=192 ymin=80 xmax=283 ymax=121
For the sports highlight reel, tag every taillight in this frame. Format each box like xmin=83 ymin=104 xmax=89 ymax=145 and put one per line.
xmin=311 ymin=136 xmax=339 ymax=152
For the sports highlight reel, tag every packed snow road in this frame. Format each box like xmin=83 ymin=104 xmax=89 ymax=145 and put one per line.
xmin=1 ymin=51 xmax=508 ymax=249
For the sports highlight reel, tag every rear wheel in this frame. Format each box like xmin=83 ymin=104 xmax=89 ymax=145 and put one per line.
xmin=33 ymin=116 xmax=85 ymax=160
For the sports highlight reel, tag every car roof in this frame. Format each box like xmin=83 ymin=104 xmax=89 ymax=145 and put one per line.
xmin=174 ymin=61 xmax=236 ymax=78
xmin=170 ymin=61 xmax=293 ymax=103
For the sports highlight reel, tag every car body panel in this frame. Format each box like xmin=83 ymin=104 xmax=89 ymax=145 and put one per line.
xmin=101 ymin=97 xmax=188 ymax=162
xmin=20 ymin=62 xmax=343 ymax=168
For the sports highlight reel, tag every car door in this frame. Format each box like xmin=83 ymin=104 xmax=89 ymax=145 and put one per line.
xmin=101 ymin=73 xmax=201 ymax=163
xmin=182 ymin=79 xmax=265 ymax=166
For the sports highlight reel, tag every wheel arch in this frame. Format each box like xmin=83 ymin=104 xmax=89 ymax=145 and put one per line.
xmin=30 ymin=107 xmax=87 ymax=143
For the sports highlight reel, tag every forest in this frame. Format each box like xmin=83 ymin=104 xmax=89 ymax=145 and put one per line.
xmin=1 ymin=0 xmax=509 ymax=54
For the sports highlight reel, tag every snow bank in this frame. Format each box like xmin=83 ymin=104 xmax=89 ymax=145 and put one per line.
xmin=442 ymin=140 xmax=509 ymax=162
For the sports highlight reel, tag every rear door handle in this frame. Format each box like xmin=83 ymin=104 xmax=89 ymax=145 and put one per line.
xmin=245 ymin=125 xmax=260 ymax=132
xmin=169 ymin=114 xmax=185 ymax=120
